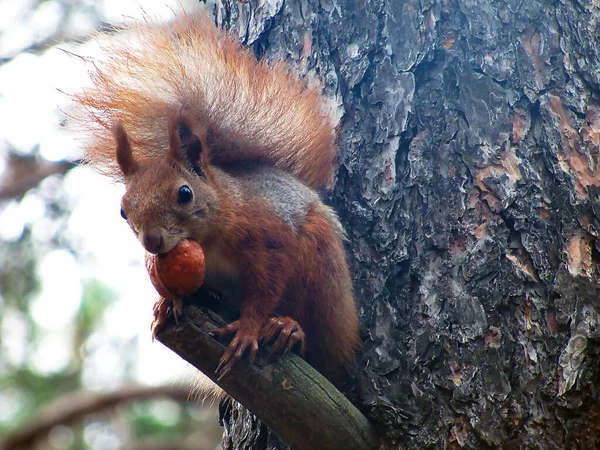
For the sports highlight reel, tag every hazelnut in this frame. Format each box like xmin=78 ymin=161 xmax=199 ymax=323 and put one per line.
xmin=146 ymin=239 xmax=205 ymax=298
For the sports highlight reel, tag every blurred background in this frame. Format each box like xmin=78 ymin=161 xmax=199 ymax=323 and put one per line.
xmin=0 ymin=1 xmax=222 ymax=448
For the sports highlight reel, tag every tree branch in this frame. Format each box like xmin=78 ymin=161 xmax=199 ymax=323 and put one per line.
xmin=153 ymin=296 xmax=378 ymax=450
xmin=0 ymin=152 xmax=76 ymax=201
xmin=1 ymin=385 xmax=191 ymax=450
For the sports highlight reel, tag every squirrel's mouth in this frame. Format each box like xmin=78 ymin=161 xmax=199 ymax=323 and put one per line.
xmin=150 ymin=238 xmax=199 ymax=257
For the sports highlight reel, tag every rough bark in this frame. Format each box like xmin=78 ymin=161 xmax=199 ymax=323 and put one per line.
xmin=215 ymin=0 xmax=600 ymax=448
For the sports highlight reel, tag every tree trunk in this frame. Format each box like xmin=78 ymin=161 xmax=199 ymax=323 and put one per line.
xmin=216 ymin=0 xmax=600 ymax=448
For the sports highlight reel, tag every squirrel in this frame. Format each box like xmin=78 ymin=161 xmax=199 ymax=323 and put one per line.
xmin=71 ymin=12 xmax=360 ymax=382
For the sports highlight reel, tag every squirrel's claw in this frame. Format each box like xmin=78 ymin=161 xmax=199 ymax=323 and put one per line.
xmin=151 ymin=297 xmax=170 ymax=340
xmin=213 ymin=317 xmax=305 ymax=377
xmin=214 ymin=320 xmax=260 ymax=377
xmin=151 ymin=297 xmax=183 ymax=341
xmin=171 ymin=298 xmax=183 ymax=324
xmin=260 ymin=316 xmax=306 ymax=357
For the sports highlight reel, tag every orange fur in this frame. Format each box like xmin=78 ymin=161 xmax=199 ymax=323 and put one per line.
xmin=75 ymin=11 xmax=359 ymax=383
xmin=124 ymin=145 xmax=360 ymax=381
xmin=207 ymin=180 xmax=359 ymax=381
xmin=283 ymin=204 xmax=360 ymax=380
xmin=70 ymin=12 xmax=337 ymax=190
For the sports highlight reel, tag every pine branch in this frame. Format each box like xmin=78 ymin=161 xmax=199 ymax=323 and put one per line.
xmin=154 ymin=295 xmax=378 ymax=450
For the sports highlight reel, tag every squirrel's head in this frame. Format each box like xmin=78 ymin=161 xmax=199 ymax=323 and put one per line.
xmin=113 ymin=116 xmax=219 ymax=255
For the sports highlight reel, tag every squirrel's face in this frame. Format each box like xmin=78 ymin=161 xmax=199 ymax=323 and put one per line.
xmin=113 ymin=116 xmax=217 ymax=255
xmin=120 ymin=160 xmax=219 ymax=255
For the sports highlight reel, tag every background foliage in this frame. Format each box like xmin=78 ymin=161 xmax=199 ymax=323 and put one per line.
xmin=0 ymin=1 xmax=222 ymax=449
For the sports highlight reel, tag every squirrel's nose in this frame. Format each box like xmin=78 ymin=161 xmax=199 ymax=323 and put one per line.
xmin=143 ymin=228 xmax=164 ymax=254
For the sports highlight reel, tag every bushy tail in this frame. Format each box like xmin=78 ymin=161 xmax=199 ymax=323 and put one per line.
xmin=70 ymin=12 xmax=338 ymax=190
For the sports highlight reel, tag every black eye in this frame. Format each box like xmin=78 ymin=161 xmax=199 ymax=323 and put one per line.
xmin=120 ymin=208 xmax=127 ymax=220
xmin=178 ymin=185 xmax=193 ymax=204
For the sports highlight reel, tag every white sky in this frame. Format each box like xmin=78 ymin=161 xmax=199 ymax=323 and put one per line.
xmin=0 ymin=0 xmax=203 ymax=394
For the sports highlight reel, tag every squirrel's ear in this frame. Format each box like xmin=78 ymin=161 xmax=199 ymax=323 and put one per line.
xmin=168 ymin=114 xmax=205 ymax=176
xmin=113 ymin=121 xmax=138 ymax=177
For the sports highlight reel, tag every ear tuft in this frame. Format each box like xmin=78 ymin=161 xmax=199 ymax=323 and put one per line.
xmin=167 ymin=113 xmax=204 ymax=176
xmin=113 ymin=121 xmax=138 ymax=177
xmin=167 ymin=112 xmax=182 ymax=159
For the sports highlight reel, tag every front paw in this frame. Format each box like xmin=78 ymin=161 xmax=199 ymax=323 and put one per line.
xmin=214 ymin=320 xmax=260 ymax=378
xmin=260 ymin=316 xmax=306 ymax=357
xmin=150 ymin=297 xmax=183 ymax=340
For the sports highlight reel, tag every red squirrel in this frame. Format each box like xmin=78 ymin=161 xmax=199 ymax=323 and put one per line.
xmin=72 ymin=12 xmax=360 ymax=382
